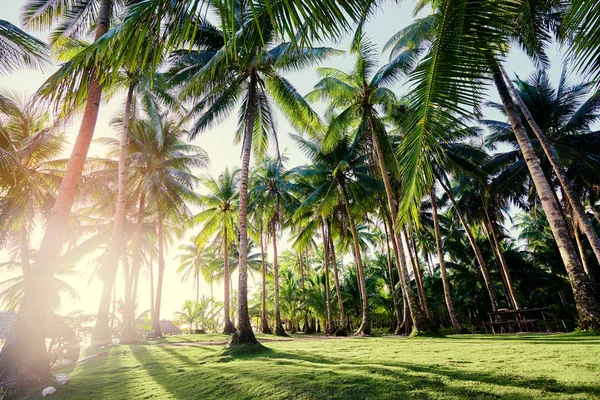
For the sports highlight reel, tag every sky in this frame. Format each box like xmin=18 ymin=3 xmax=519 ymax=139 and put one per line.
xmin=0 ymin=1 xmax=576 ymax=323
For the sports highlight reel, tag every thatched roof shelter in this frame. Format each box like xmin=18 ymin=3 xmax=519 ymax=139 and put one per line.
xmin=159 ymin=320 xmax=181 ymax=336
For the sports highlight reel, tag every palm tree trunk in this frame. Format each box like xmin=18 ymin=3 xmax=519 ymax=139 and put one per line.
xmin=196 ymin=273 xmax=199 ymax=303
xmin=121 ymin=191 xmax=146 ymax=344
xmin=149 ymin=257 xmax=155 ymax=322
xmin=483 ymin=210 xmax=521 ymax=310
xmin=430 ymin=188 xmax=462 ymax=333
xmin=321 ymin=222 xmax=333 ymax=335
xmin=0 ymin=2 xmax=113 ymax=392
xmin=259 ymin=228 xmax=271 ymax=333
xmin=382 ymin=214 xmax=404 ymax=332
xmin=230 ymin=71 xmax=259 ymax=346
xmin=150 ymin=213 xmax=165 ymax=338
xmin=327 ymin=219 xmax=347 ymax=336
xmin=19 ymin=226 xmax=30 ymax=283
xmin=369 ymin=124 xmax=434 ymax=333
xmin=223 ymin=224 xmax=236 ymax=334
xmin=298 ymin=250 xmax=310 ymax=333
xmin=492 ymin=67 xmax=600 ymax=329
xmin=272 ymin=222 xmax=287 ymax=336
xmin=339 ymin=185 xmax=370 ymax=335
xmin=91 ymin=82 xmax=135 ymax=347
xmin=500 ymin=65 xmax=600 ymax=271
xmin=436 ymin=173 xmax=500 ymax=310
xmin=403 ymin=226 xmax=431 ymax=320
xmin=574 ymin=220 xmax=593 ymax=277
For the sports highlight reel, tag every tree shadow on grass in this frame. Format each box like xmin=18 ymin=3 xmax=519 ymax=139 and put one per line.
xmin=370 ymin=361 xmax=600 ymax=398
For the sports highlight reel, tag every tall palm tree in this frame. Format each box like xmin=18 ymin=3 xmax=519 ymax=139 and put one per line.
xmin=168 ymin=0 xmax=334 ymax=345
xmin=306 ymin=35 xmax=433 ymax=333
xmin=388 ymin=0 xmax=600 ymax=329
xmin=251 ymin=158 xmax=297 ymax=336
xmin=293 ymin=133 xmax=380 ymax=335
xmin=133 ymin=117 xmax=206 ymax=338
xmin=193 ymin=168 xmax=240 ymax=334
xmin=0 ymin=0 xmax=118 ymax=389
xmin=176 ymin=238 xmax=216 ymax=303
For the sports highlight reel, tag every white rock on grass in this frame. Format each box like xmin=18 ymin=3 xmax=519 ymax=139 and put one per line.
xmin=55 ymin=373 xmax=70 ymax=386
xmin=42 ymin=386 xmax=56 ymax=396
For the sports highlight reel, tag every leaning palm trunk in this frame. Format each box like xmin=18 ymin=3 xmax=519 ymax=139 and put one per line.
xmin=482 ymin=209 xmax=521 ymax=310
xmin=321 ymin=222 xmax=334 ymax=335
xmin=382 ymin=213 xmax=405 ymax=332
xmin=436 ymin=174 xmax=499 ymax=310
xmin=92 ymin=82 xmax=136 ymax=347
xmin=223 ymin=224 xmax=236 ymax=334
xmin=403 ymin=226 xmax=431 ymax=320
xmin=430 ymin=189 xmax=462 ymax=333
xmin=500 ymin=65 xmax=600 ymax=273
xmin=271 ymin=222 xmax=287 ymax=336
xmin=492 ymin=67 xmax=600 ymax=329
xmin=259 ymin=229 xmax=271 ymax=333
xmin=230 ymin=72 xmax=259 ymax=346
xmin=340 ymin=186 xmax=370 ymax=335
xmin=149 ymin=213 xmax=165 ymax=338
xmin=327 ymin=219 xmax=347 ymax=336
xmin=0 ymin=2 xmax=112 ymax=393
xmin=369 ymin=126 xmax=434 ymax=333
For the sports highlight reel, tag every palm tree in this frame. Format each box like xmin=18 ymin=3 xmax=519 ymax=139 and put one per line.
xmin=0 ymin=91 xmax=65 ymax=284
xmin=388 ymin=0 xmax=600 ymax=329
xmin=0 ymin=19 xmax=47 ymax=75
xmin=0 ymin=0 xmax=118 ymax=390
xmin=251 ymin=158 xmax=297 ymax=336
xmin=176 ymin=238 xmax=216 ymax=303
xmin=193 ymin=168 xmax=240 ymax=334
xmin=293 ymin=133 xmax=380 ymax=335
xmin=168 ymin=0 xmax=334 ymax=345
xmin=486 ymin=69 xmax=600 ymax=270
xmin=306 ymin=35 xmax=433 ymax=333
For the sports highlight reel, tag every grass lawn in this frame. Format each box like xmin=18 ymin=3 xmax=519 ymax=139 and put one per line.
xmin=49 ymin=333 xmax=600 ymax=399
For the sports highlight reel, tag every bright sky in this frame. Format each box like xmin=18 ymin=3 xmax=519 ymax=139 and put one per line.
xmin=0 ymin=1 xmax=573 ymax=322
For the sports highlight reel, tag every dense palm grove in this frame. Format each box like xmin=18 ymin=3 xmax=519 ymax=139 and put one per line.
xmin=1 ymin=0 xmax=600 ymax=397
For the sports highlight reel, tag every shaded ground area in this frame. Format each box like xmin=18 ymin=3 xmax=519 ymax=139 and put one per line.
xmin=50 ymin=334 xmax=600 ymax=399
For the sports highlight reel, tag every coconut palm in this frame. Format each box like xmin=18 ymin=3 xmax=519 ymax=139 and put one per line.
xmin=0 ymin=19 xmax=47 ymax=75
xmin=292 ymin=132 xmax=381 ymax=335
xmin=192 ymin=168 xmax=240 ymax=334
xmin=388 ymin=0 xmax=600 ymax=329
xmin=168 ymin=0 xmax=336 ymax=345
xmin=176 ymin=239 xmax=216 ymax=303
xmin=250 ymin=157 xmax=297 ymax=336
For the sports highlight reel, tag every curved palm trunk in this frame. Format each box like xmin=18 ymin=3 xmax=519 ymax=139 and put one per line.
xmin=493 ymin=68 xmax=600 ymax=329
xmin=339 ymin=185 xmax=370 ymax=335
xmin=149 ymin=214 xmax=165 ymax=338
xmin=382 ymin=215 xmax=404 ymax=332
xmin=259 ymin=229 xmax=271 ymax=333
xmin=574 ymin=220 xmax=593 ymax=277
xmin=370 ymin=128 xmax=434 ymax=333
xmin=0 ymin=1 xmax=112 ymax=392
xmin=321 ymin=222 xmax=333 ymax=335
xmin=430 ymin=189 xmax=462 ymax=333
xmin=223 ymin=224 xmax=236 ymax=334
xmin=402 ymin=227 xmax=431 ymax=320
xmin=500 ymin=65 xmax=600 ymax=272
xmin=436 ymin=174 xmax=499 ymax=310
xmin=271 ymin=222 xmax=287 ymax=336
xmin=483 ymin=210 xmax=521 ymax=310
xmin=230 ymin=72 xmax=259 ymax=346
xmin=92 ymin=82 xmax=135 ymax=347
xmin=327 ymin=219 xmax=347 ymax=336
xmin=121 ymin=191 xmax=146 ymax=344
xmin=149 ymin=257 xmax=155 ymax=322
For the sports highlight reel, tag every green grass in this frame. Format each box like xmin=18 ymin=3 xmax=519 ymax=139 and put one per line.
xmin=49 ymin=334 xmax=600 ymax=399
